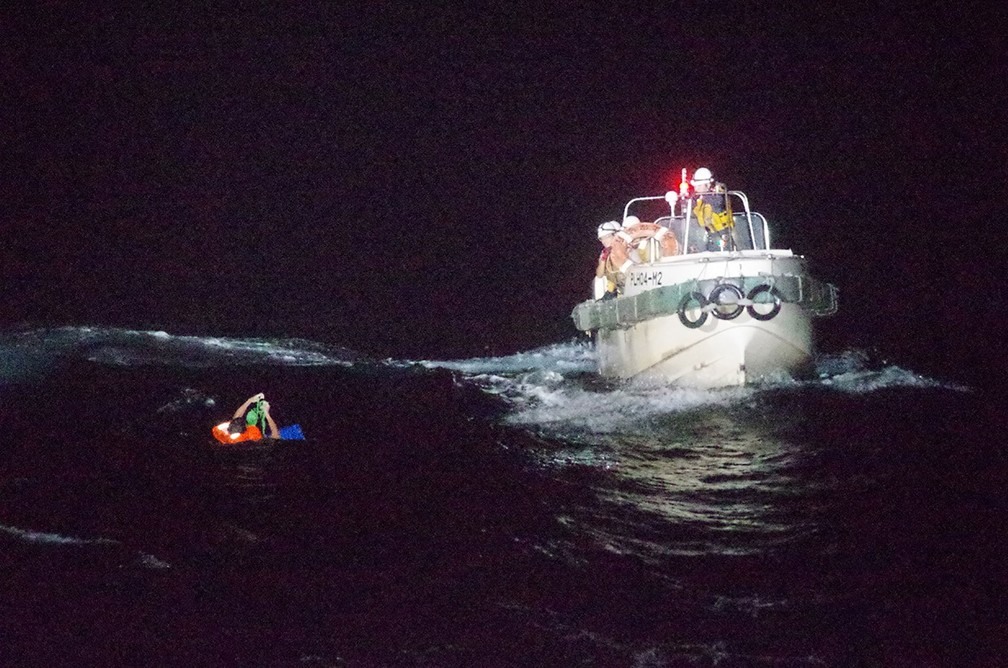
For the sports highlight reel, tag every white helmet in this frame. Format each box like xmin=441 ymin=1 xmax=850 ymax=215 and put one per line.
xmin=597 ymin=220 xmax=620 ymax=239
xmin=691 ymin=167 xmax=713 ymax=186
xmin=621 ymin=215 xmax=640 ymax=229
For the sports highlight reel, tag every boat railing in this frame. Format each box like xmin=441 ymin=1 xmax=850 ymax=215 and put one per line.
xmin=622 ymin=195 xmax=676 ymax=224
xmin=726 ymin=191 xmax=771 ymax=251
xmin=731 ymin=211 xmax=771 ymax=251
xmin=621 ymin=190 xmax=773 ymax=259
xmin=646 ymin=212 xmax=770 ymax=257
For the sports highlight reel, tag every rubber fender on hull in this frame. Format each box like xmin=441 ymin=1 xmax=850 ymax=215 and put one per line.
xmin=746 ymin=284 xmax=782 ymax=321
xmin=709 ymin=283 xmax=745 ymax=320
xmin=677 ymin=292 xmax=709 ymax=329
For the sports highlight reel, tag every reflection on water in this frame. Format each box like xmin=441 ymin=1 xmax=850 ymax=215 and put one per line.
xmin=570 ymin=409 xmax=815 ymax=559
xmin=452 ymin=346 xmax=964 ymax=568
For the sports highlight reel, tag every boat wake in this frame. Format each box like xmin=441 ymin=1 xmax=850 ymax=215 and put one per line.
xmin=423 ymin=341 xmax=970 ymax=436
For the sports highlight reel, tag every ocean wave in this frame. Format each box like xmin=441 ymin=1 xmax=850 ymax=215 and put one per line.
xmin=811 ymin=348 xmax=970 ymax=390
xmin=1 ymin=522 xmax=173 ymax=571
xmin=421 ymin=344 xmax=970 ymax=437
xmin=0 ymin=522 xmax=119 ymax=547
xmin=0 ymin=325 xmax=367 ymax=370
xmin=418 ymin=338 xmax=598 ymax=376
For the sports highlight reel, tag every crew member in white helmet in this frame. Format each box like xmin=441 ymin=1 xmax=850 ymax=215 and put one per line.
xmin=690 ymin=167 xmax=735 ymax=251
xmin=594 ymin=221 xmax=621 ymax=300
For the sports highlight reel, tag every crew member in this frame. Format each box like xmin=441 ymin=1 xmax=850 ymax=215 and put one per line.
xmin=691 ymin=167 xmax=735 ymax=251
xmin=595 ymin=221 xmax=621 ymax=300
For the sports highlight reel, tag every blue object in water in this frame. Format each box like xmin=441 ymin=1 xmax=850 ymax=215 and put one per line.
xmin=278 ymin=424 xmax=305 ymax=440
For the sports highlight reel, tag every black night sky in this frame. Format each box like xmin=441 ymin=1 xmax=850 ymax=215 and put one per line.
xmin=2 ymin=5 xmax=1004 ymax=384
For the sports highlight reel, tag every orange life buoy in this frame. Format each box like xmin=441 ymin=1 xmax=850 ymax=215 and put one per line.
xmin=620 ymin=222 xmax=679 ymax=258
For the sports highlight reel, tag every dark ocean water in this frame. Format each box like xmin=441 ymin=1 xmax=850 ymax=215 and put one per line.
xmin=1 ymin=326 xmax=1004 ymax=666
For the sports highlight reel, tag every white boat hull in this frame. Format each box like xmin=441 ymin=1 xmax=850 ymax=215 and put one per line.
xmin=596 ymin=302 xmax=813 ymax=387
xmin=584 ymin=251 xmax=829 ymax=387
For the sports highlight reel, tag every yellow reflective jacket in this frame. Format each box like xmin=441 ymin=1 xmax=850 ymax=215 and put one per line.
xmin=693 ymin=194 xmax=733 ymax=233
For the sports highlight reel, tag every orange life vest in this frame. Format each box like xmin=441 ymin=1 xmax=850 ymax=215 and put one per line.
xmin=212 ymin=422 xmax=264 ymax=444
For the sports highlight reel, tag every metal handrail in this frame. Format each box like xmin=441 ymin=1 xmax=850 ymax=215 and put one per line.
xmin=621 ymin=190 xmax=772 ymax=254
xmin=621 ymin=195 xmax=675 ymax=223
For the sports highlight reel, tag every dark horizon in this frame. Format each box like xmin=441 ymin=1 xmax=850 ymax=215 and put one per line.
xmin=2 ymin=5 xmax=1003 ymax=385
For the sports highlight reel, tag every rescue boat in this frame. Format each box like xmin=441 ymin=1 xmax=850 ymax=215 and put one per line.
xmin=571 ymin=177 xmax=838 ymax=388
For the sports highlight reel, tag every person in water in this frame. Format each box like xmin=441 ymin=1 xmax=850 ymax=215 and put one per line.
xmin=212 ymin=392 xmax=280 ymax=443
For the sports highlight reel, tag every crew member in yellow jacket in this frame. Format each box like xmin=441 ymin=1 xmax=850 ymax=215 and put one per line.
xmin=691 ymin=167 xmax=735 ymax=251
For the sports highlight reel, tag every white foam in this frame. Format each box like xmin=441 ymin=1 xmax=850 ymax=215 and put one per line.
xmin=0 ymin=522 xmax=119 ymax=546
xmin=138 ymin=552 xmax=172 ymax=570
xmin=422 ymin=345 xmax=969 ymax=444
xmin=420 ymin=340 xmax=751 ymax=434
xmin=419 ymin=339 xmax=597 ymax=376
xmin=1 ymin=326 xmax=360 ymax=369
xmin=507 ymin=383 xmax=751 ymax=431
xmin=814 ymin=350 xmax=971 ymax=393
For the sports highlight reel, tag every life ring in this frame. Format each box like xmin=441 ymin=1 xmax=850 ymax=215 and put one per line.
xmin=746 ymin=284 xmax=782 ymax=321
xmin=621 ymin=222 xmax=680 ymax=258
xmin=709 ymin=283 xmax=745 ymax=320
xmin=677 ymin=291 xmax=708 ymax=328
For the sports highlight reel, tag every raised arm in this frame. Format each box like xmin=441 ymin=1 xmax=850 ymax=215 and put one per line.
xmin=232 ymin=392 xmax=265 ymax=419
xmin=261 ymin=401 xmax=281 ymax=438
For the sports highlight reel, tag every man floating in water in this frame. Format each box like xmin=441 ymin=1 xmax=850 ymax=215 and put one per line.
xmin=212 ymin=392 xmax=304 ymax=443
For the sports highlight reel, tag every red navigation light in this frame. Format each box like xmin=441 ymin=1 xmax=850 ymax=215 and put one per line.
xmin=679 ymin=168 xmax=689 ymax=198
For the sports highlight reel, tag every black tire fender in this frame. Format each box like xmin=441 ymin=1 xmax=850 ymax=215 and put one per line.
xmin=746 ymin=284 xmax=782 ymax=321
xmin=677 ymin=291 xmax=709 ymax=329
xmin=709 ymin=283 xmax=745 ymax=320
